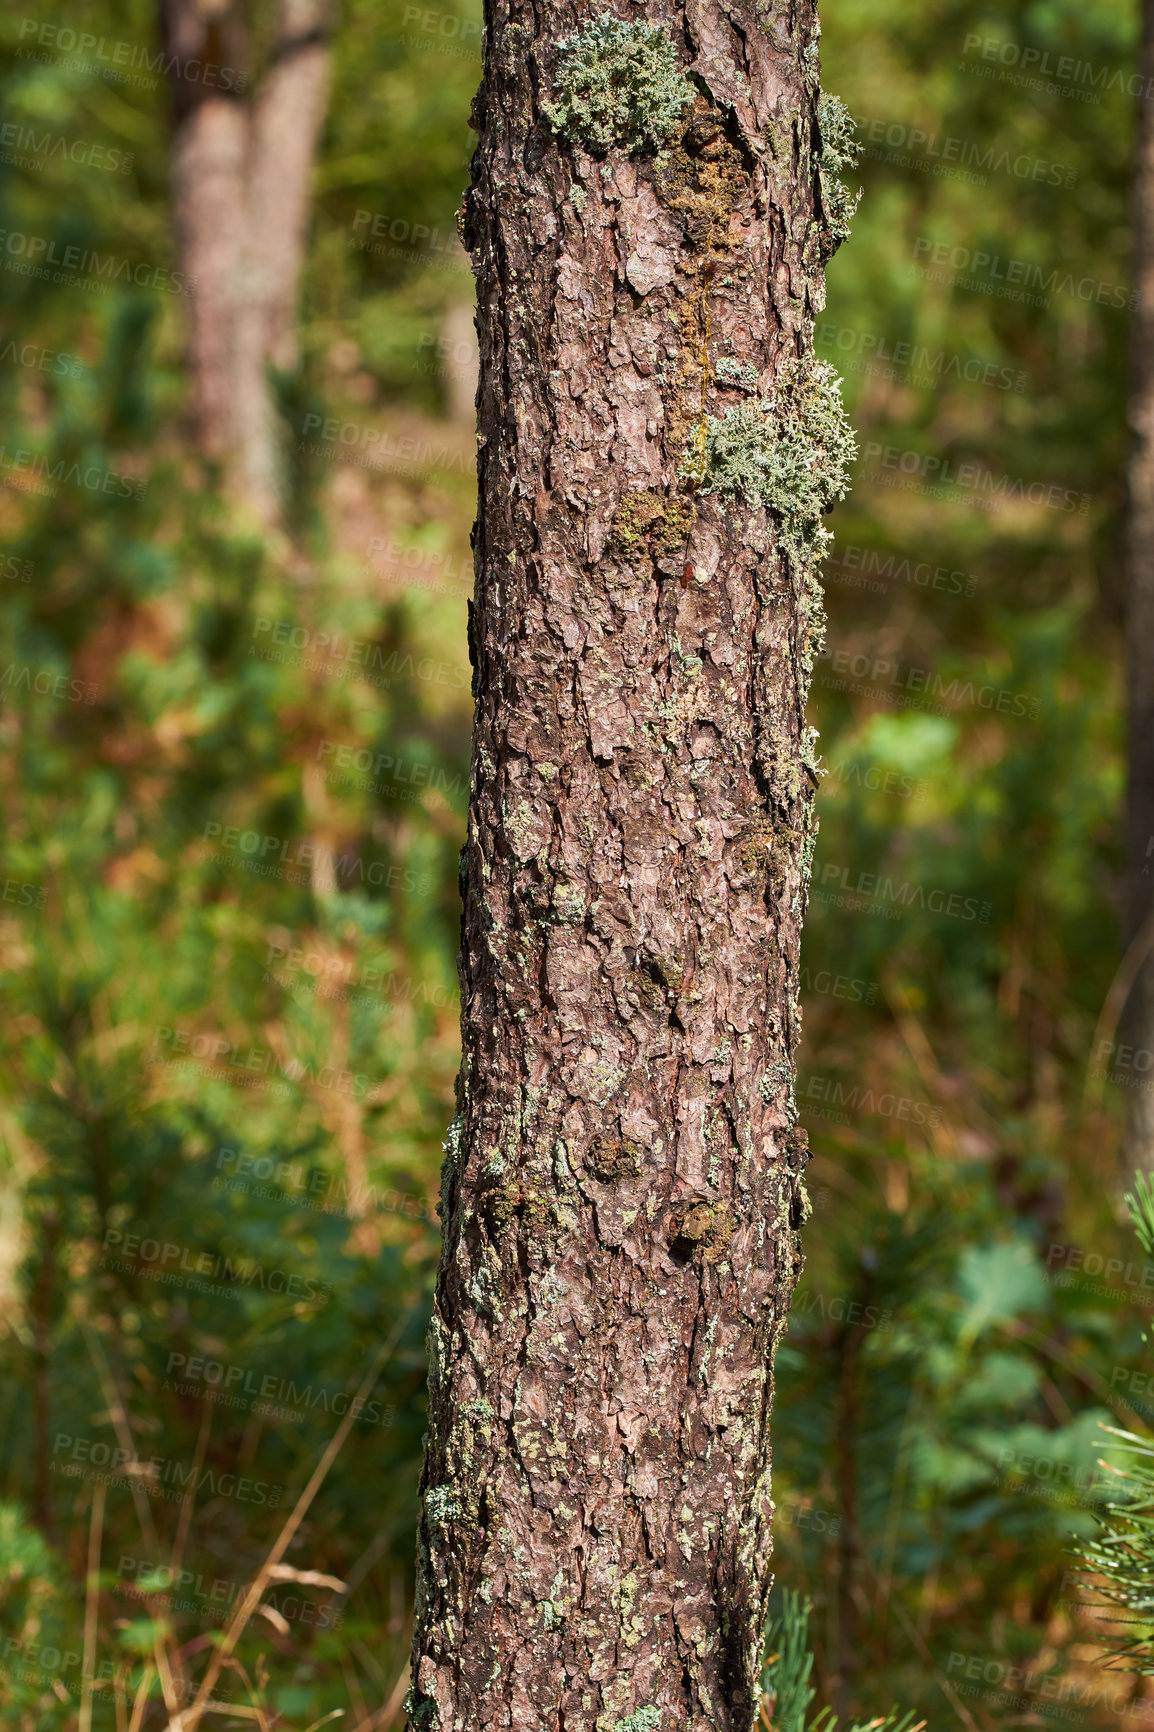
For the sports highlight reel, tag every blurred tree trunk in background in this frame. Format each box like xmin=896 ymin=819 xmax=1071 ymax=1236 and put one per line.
xmin=1125 ymin=0 xmax=1154 ymax=1174
xmin=408 ymin=3 xmax=856 ymax=1727
xmin=159 ymin=0 xmax=332 ymax=520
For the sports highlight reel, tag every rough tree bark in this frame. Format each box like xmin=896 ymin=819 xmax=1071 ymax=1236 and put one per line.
xmin=159 ymin=0 xmax=333 ymax=520
xmin=410 ymin=4 xmax=856 ymax=1729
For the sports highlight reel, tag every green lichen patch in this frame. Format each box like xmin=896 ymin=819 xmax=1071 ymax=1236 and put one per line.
xmin=816 ymin=92 xmax=862 ymax=255
xmin=668 ymin=1196 xmax=735 ymax=1265
xmin=425 ymin=1484 xmax=462 ymax=1530
xmin=544 ymin=17 xmax=695 ymax=156
xmin=685 ymin=356 xmax=856 ymax=552
xmin=716 ymin=355 xmax=759 ymax=391
xmin=610 ymin=489 xmax=697 ymax=568
xmin=614 ymin=1708 xmax=661 ymax=1732
xmin=587 ymin=1133 xmax=642 ymax=1182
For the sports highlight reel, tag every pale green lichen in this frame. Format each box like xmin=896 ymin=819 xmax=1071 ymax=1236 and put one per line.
xmin=817 ymin=92 xmax=862 ymax=251
xmin=716 ymin=355 xmax=759 ymax=391
xmin=544 ymin=17 xmax=696 ymax=155
xmin=425 ymin=1485 xmax=461 ymax=1530
xmin=685 ymin=357 xmax=856 ymax=552
xmin=615 ymin=1707 xmax=661 ymax=1732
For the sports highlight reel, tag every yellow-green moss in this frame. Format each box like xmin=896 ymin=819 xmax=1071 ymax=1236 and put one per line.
xmin=610 ymin=490 xmax=697 ymax=567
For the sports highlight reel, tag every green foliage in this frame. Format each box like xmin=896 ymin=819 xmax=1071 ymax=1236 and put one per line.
xmin=0 ymin=1 xmax=475 ymax=1724
xmin=1128 ymin=1171 xmax=1154 ymax=1257
xmin=689 ymin=358 xmax=857 ymax=551
xmin=762 ymin=1591 xmax=922 ymax=1731
xmin=1072 ymin=1175 xmax=1154 ymax=1671
xmin=1074 ymin=1424 xmax=1154 ymax=1669
xmin=762 ymin=1588 xmax=818 ymax=1730
xmin=544 ymin=16 xmax=696 ymax=155
xmin=0 ymin=1502 xmax=82 ymax=1726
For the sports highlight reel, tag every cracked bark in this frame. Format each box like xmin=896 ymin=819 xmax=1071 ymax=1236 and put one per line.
xmin=411 ymin=3 xmax=840 ymax=1728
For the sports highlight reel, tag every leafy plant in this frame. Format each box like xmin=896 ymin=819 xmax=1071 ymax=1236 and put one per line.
xmin=1071 ymin=1174 xmax=1154 ymax=1671
xmin=761 ymin=1591 xmax=924 ymax=1731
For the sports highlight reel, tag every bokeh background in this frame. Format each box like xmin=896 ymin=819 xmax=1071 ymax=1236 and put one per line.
xmin=0 ymin=0 xmax=1148 ymax=1726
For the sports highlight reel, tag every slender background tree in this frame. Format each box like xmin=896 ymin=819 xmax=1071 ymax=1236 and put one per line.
xmin=160 ymin=0 xmax=334 ymax=518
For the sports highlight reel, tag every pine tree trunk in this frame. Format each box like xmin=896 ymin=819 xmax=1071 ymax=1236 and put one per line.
xmin=1124 ymin=0 xmax=1154 ymax=1173
xmin=411 ymin=4 xmax=853 ymax=1728
xmin=159 ymin=0 xmax=332 ymax=521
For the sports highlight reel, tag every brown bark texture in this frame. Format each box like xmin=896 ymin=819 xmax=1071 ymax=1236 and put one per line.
xmin=159 ymin=0 xmax=332 ymax=518
xmin=411 ymin=3 xmax=853 ymax=1728
xmin=1125 ymin=0 xmax=1154 ymax=1171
